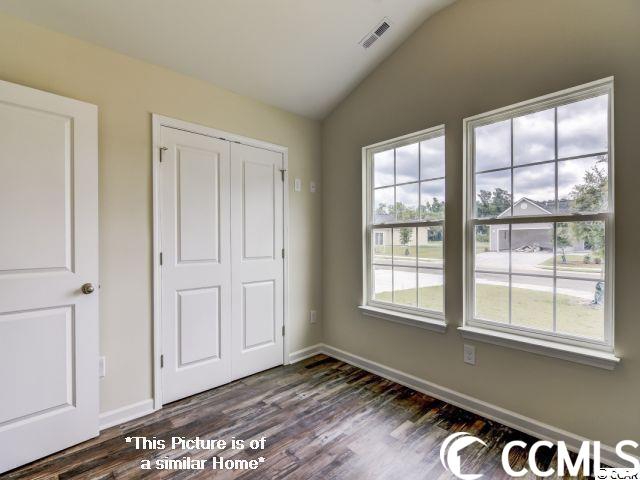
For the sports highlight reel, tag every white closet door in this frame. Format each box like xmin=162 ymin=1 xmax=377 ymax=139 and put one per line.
xmin=159 ymin=126 xmax=232 ymax=404
xmin=230 ymin=143 xmax=284 ymax=380
xmin=0 ymin=80 xmax=99 ymax=473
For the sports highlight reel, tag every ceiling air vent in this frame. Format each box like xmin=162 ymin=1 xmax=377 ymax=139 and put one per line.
xmin=374 ymin=21 xmax=390 ymax=37
xmin=362 ymin=34 xmax=378 ymax=49
xmin=359 ymin=18 xmax=392 ymax=49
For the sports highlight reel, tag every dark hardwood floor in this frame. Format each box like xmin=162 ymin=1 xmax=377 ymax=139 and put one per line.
xmin=2 ymin=355 xmax=594 ymax=479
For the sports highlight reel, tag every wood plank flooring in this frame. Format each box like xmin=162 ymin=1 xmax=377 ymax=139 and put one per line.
xmin=2 ymin=355 xmax=594 ymax=479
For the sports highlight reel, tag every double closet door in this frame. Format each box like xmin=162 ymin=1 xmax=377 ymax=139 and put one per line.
xmin=159 ymin=126 xmax=284 ymax=404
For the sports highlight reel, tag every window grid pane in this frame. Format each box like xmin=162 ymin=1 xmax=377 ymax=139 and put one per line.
xmin=469 ymin=87 xmax=611 ymax=347
xmin=367 ymin=129 xmax=445 ymax=316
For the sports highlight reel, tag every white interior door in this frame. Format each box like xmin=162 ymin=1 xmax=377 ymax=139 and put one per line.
xmin=230 ymin=143 xmax=284 ymax=380
xmin=0 ymin=80 xmax=99 ymax=473
xmin=159 ymin=126 xmax=232 ymax=404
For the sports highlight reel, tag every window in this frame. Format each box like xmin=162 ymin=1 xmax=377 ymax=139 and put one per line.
xmin=362 ymin=126 xmax=445 ymax=323
xmin=463 ymin=78 xmax=615 ymax=355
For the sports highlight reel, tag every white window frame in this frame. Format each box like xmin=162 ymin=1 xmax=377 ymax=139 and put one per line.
xmin=360 ymin=125 xmax=447 ymax=333
xmin=461 ymin=78 xmax=619 ymax=369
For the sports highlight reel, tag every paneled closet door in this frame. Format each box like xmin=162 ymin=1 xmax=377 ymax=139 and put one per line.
xmin=230 ymin=143 xmax=284 ymax=380
xmin=159 ymin=126 xmax=232 ymax=403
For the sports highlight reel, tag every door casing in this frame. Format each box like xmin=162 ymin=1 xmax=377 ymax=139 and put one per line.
xmin=151 ymin=114 xmax=290 ymax=409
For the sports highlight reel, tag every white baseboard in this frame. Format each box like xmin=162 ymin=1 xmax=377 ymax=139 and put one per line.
xmin=96 ymin=345 xmax=628 ymax=467
xmin=320 ymin=343 xmax=626 ymax=468
xmin=288 ymin=343 xmax=324 ymax=364
xmin=99 ymin=399 xmax=155 ymax=430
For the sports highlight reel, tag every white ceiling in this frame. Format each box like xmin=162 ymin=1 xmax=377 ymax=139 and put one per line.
xmin=0 ymin=0 xmax=454 ymax=119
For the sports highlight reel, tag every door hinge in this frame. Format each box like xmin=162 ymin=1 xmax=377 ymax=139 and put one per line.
xmin=160 ymin=354 xmax=164 ymax=368
xmin=159 ymin=146 xmax=168 ymax=162
xmin=280 ymin=169 xmax=286 ymax=181
xmin=282 ymin=325 xmax=285 ymax=336
xmin=281 ymin=248 xmax=285 ymax=259
xmin=159 ymin=252 xmax=163 ymax=266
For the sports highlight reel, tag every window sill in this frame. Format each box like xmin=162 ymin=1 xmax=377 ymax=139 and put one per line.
xmin=358 ymin=305 xmax=447 ymax=333
xmin=458 ymin=326 xmax=620 ymax=370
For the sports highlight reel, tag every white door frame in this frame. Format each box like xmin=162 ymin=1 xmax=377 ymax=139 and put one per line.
xmin=151 ymin=114 xmax=290 ymax=410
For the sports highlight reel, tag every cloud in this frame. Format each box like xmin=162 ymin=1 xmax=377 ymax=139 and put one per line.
xmin=474 ymin=94 xmax=609 ymax=211
xmin=558 ymin=95 xmax=608 ymax=157
xmin=514 ymin=108 xmax=555 ymax=165
xmin=421 ymin=179 xmax=445 ymax=205
xmin=475 ymin=119 xmax=511 ymax=171
xmin=396 ymin=183 xmax=419 ymax=207
xmin=373 ymin=149 xmax=394 ymax=187
xmin=421 ymin=135 xmax=445 ymax=179
xmin=396 ymin=143 xmax=419 ymax=183
xmin=514 ymin=162 xmax=555 ymax=202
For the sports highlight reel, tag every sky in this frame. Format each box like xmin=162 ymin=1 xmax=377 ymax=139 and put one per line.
xmin=372 ymin=94 xmax=609 ymax=221
xmin=473 ymin=94 xmax=609 ymax=214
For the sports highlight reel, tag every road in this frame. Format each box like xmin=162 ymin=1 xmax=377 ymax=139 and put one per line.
xmin=374 ymin=251 xmax=603 ymax=301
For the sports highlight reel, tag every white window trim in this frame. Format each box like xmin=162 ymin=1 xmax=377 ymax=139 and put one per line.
xmin=361 ymin=125 xmax=446 ymax=331
xmin=459 ymin=326 xmax=619 ymax=370
xmin=462 ymin=77 xmax=618 ymax=368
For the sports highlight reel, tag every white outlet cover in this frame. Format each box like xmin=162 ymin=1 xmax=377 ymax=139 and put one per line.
xmin=463 ymin=344 xmax=476 ymax=365
xmin=310 ymin=181 xmax=317 ymax=193
xmin=310 ymin=310 xmax=317 ymax=324
xmin=294 ymin=178 xmax=302 ymax=192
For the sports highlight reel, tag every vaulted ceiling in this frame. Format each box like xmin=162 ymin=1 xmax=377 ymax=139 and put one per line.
xmin=0 ymin=0 xmax=454 ymax=119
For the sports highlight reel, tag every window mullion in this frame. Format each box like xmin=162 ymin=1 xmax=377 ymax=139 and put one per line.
xmin=553 ymin=108 xmax=558 ymax=334
xmin=553 ymin=222 xmax=557 ymax=334
xmin=415 ymin=227 xmax=419 ymax=308
xmin=509 ymin=118 xmax=514 ymax=326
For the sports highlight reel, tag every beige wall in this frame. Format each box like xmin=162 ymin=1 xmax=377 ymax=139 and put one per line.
xmin=322 ymin=0 xmax=640 ymax=445
xmin=0 ymin=12 xmax=323 ymax=413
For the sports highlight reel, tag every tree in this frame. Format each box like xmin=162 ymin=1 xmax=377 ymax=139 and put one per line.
xmin=376 ymin=203 xmax=388 ymax=215
xmin=571 ymin=157 xmax=608 ymax=213
xmin=399 ymin=227 xmax=412 ymax=245
xmin=570 ymin=158 xmax=607 ymax=263
xmin=399 ymin=227 xmax=413 ymax=256
xmin=394 ymin=201 xmax=416 ymax=221
xmin=476 ymin=188 xmax=512 ymax=217
xmin=556 ymin=223 xmax=572 ymax=264
xmin=420 ymin=197 xmax=444 ymax=220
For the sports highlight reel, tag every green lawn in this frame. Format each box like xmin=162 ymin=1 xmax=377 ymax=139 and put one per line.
xmin=376 ymin=283 xmax=603 ymax=340
xmin=475 ymin=241 xmax=490 ymax=254
xmin=540 ymin=254 xmax=603 ymax=272
xmin=376 ymin=285 xmax=443 ymax=312
xmin=374 ymin=243 xmax=443 ymax=260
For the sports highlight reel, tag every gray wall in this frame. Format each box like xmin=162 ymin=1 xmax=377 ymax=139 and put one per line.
xmin=322 ymin=0 xmax=640 ymax=444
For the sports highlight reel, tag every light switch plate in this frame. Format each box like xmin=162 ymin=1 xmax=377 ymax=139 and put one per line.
xmin=294 ymin=178 xmax=302 ymax=192
xmin=463 ymin=344 xmax=476 ymax=365
xmin=310 ymin=310 xmax=317 ymax=324
xmin=310 ymin=181 xmax=317 ymax=193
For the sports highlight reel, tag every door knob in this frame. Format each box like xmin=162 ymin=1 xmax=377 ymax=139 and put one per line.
xmin=81 ymin=283 xmax=95 ymax=295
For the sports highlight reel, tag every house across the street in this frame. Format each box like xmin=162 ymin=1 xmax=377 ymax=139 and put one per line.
xmin=489 ymin=198 xmax=584 ymax=252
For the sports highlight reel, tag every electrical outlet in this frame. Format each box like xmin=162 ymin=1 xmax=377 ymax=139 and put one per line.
xmin=310 ymin=310 xmax=317 ymax=324
xmin=99 ymin=356 xmax=106 ymax=378
xmin=310 ymin=181 xmax=317 ymax=193
xmin=463 ymin=344 xmax=476 ymax=365
xmin=294 ymin=178 xmax=302 ymax=192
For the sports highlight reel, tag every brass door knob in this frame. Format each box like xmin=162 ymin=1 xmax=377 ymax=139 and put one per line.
xmin=81 ymin=283 xmax=95 ymax=295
